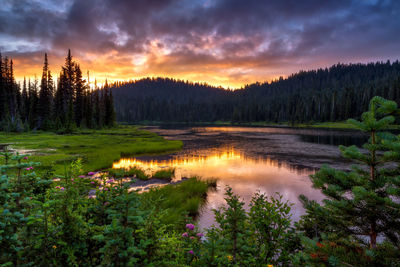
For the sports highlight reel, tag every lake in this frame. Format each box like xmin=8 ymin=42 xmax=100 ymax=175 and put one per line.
xmin=113 ymin=126 xmax=367 ymax=229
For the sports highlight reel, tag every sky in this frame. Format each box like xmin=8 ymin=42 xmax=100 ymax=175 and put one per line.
xmin=1 ymin=0 xmax=400 ymax=88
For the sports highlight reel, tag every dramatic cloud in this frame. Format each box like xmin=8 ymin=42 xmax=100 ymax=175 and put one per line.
xmin=1 ymin=0 xmax=399 ymax=88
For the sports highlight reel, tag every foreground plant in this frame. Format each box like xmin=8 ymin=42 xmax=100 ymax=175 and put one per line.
xmin=199 ymin=187 xmax=299 ymax=266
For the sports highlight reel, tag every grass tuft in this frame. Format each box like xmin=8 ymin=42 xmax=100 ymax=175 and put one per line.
xmin=107 ymin=167 xmax=149 ymax=180
xmin=153 ymin=168 xmax=175 ymax=181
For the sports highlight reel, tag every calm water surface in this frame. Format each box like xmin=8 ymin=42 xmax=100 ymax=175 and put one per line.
xmin=113 ymin=126 xmax=366 ymax=229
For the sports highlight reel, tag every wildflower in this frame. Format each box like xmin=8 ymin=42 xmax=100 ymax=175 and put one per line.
xmin=104 ymin=188 xmax=108 ymax=191
xmin=104 ymin=202 xmax=110 ymax=206
xmin=23 ymin=156 xmax=28 ymax=160
xmin=79 ymin=175 xmax=85 ymax=178
xmin=91 ymin=181 xmax=95 ymax=184
xmin=267 ymin=265 xmax=273 ymax=267
xmin=227 ymin=255 xmax=233 ymax=261
xmin=55 ymin=186 xmax=60 ymax=189
xmin=186 ymin=224 xmax=195 ymax=230
xmin=88 ymin=172 xmax=95 ymax=176
xmin=52 ymin=245 xmax=57 ymax=249
xmin=60 ymin=187 xmax=65 ymax=191
xmin=188 ymin=250 xmax=194 ymax=255
xmin=190 ymin=236 xmax=195 ymax=240
xmin=26 ymin=167 xmax=31 ymax=171
xmin=316 ymin=242 xmax=324 ymax=248
xmin=182 ymin=232 xmax=189 ymax=237
xmin=71 ymin=178 xmax=74 ymax=181
xmin=196 ymin=233 xmax=204 ymax=238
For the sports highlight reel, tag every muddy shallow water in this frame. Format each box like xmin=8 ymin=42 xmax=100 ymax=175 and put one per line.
xmin=114 ymin=126 xmax=367 ymax=229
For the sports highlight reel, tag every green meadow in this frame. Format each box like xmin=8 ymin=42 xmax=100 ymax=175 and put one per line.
xmin=0 ymin=125 xmax=182 ymax=175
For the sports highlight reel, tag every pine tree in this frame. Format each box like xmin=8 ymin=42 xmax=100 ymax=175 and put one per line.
xmin=93 ymin=80 xmax=102 ymax=128
xmin=62 ymin=49 xmax=75 ymax=130
xmin=299 ymin=96 xmax=400 ymax=264
xmin=28 ymin=78 xmax=39 ymax=129
xmin=21 ymin=77 xmax=29 ymax=122
xmin=103 ymin=80 xmax=116 ymax=127
xmin=38 ymin=53 xmax=53 ymax=129
xmin=74 ymin=64 xmax=84 ymax=127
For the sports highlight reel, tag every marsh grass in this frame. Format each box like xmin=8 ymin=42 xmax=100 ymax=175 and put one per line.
xmin=0 ymin=125 xmax=182 ymax=174
xmin=152 ymin=168 xmax=175 ymax=180
xmin=141 ymin=177 xmax=210 ymax=226
xmin=107 ymin=167 xmax=149 ymax=180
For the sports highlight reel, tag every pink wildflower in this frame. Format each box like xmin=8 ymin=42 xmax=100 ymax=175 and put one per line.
xmin=190 ymin=236 xmax=195 ymax=240
xmin=186 ymin=224 xmax=195 ymax=230
xmin=188 ymin=250 xmax=194 ymax=255
xmin=79 ymin=175 xmax=85 ymax=178
xmin=91 ymin=181 xmax=95 ymax=184
xmin=88 ymin=172 xmax=95 ymax=176
xmin=196 ymin=233 xmax=204 ymax=238
xmin=60 ymin=187 xmax=65 ymax=191
xmin=182 ymin=232 xmax=189 ymax=238
xmin=23 ymin=156 xmax=28 ymax=160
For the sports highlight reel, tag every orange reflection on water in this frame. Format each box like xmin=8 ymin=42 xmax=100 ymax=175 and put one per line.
xmin=113 ymin=147 xmax=310 ymax=180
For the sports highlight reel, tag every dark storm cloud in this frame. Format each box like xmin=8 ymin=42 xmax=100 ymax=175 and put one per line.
xmin=1 ymin=0 xmax=400 ymax=87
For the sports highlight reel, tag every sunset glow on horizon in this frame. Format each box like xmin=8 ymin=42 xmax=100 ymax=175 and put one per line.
xmin=2 ymin=0 xmax=400 ymax=89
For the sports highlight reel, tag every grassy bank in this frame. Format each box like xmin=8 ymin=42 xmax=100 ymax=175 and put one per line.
xmin=141 ymin=177 xmax=216 ymax=227
xmin=0 ymin=125 xmax=182 ymax=174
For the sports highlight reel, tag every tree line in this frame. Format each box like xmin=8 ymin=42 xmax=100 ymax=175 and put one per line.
xmin=0 ymin=50 xmax=116 ymax=132
xmin=111 ymin=61 xmax=400 ymax=124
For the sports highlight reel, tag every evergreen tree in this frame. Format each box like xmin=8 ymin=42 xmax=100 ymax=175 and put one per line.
xmin=299 ymin=96 xmax=400 ymax=265
xmin=28 ymin=77 xmax=39 ymax=129
xmin=21 ymin=77 xmax=29 ymax=122
xmin=38 ymin=53 xmax=53 ymax=129
xmin=103 ymin=80 xmax=116 ymax=127
xmin=74 ymin=64 xmax=84 ymax=127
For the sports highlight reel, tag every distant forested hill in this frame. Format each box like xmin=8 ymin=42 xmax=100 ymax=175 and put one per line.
xmin=111 ymin=61 xmax=400 ymax=124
